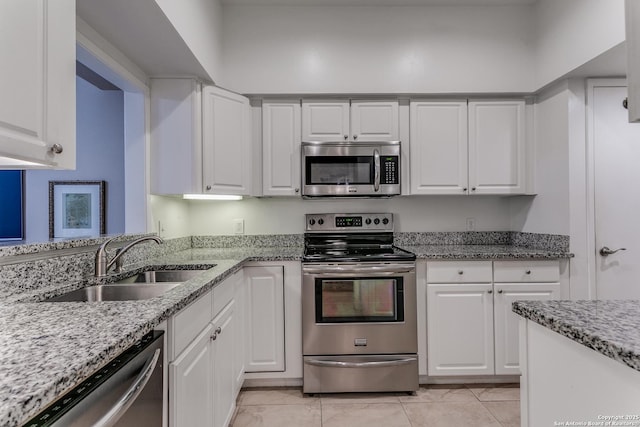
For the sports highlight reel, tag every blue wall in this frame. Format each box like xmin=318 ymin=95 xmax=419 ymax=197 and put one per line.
xmin=25 ymin=77 xmax=125 ymax=241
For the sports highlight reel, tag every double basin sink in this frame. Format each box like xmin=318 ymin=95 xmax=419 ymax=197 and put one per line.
xmin=45 ymin=269 xmax=212 ymax=302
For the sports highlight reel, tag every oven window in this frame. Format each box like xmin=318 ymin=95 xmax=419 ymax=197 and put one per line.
xmin=315 ymin=277 xmax=404 ymax=323
xmin=306 ymin=156 xmax=373 ymax=185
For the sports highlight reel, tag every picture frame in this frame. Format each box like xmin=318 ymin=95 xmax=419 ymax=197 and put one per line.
xmin=49 ymin=181 xmax=106 ymax=239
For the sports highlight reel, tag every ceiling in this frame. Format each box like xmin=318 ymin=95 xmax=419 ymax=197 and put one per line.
xmin=221 ymin=0 xmax=537 ymax=5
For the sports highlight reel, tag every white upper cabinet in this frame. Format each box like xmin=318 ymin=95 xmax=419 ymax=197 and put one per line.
xmin=302 ymin=100 xmax=398 ymax=142
xmin=262 ymin=101 xmax=301 ymax=196
xmin=468 ymin=100 xmax=525 ymax=194
xmin=409 ymin=99 xmax=526 ymax=195
xmin=350 ymin=101 xmax=399 ymax=142
xmin=203 ymin=86 xmax=252 ymax=195
xmin=0 ymin=0 xmax=75 ymax=169
xmin=301 ymin=100 xmax=350 ymax=142
xmin=626 ymin=0 xmax=640 ymax=122
xmin=410 ymin=101 xmax=468 ymax=195
xmin=150 ymin=79 xmax=252 ymax=195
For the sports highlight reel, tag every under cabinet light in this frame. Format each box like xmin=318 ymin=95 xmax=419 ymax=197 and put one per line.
xmin=183 ymin=194 xmax=243 ymax=201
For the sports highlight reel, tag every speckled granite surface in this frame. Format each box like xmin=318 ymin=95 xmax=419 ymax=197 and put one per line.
xmin=404 ymin=244 xmax=572 ymax=260
xmin=0 ymin=248 xmax=299 ymax=427
xmin=513 ymin=300 xmax=640 ymax=372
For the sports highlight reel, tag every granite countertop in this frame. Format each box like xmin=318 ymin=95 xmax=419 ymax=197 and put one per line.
xmin=513 ymin=300 xmax=640 ymax=372
xmin=0 ymin=247 xmax=302 ymax=427
xmin=401 ymin=244 xmax=572 ymax=260
xmin=0 ymin=243 xmax=569 ymax=426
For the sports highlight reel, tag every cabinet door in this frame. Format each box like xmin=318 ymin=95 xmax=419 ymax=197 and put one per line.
xmin=244 ymin=266 xmax=285 ymax=372
xmin=262 ymin=101 xmax=302 ymax=196
xmin=212 ymin=301 xmax=236 ymax=427
xmin=301 ymin=101 xmax=350 ymax=142
xmin=170 ymin=324 xmax=214 ymax=427
xmin=468 ymin=100 xmax=525 ymax=194
xmin=202 ymin=87 xmax=252 ymax=195
xmin=350 ymin=100 xmax=399 ymax=142
xmin=232 ymin=270 xmax=245 ymax=394
xmin=427 ymin=283 xmax=494 ymax=376
xmin=626 ymin=0 xmax=640 ymax=122
xmin=410 ymin=101 xmax=468 ymax=194
xmin=493 ymin=283 xmax=559 ymax=375
xmin=0 ymin=0 xmax=75 ymax=169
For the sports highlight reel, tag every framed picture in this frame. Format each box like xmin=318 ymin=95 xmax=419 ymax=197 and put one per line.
xmin=49 ymin=181 xmax=106 ymax=239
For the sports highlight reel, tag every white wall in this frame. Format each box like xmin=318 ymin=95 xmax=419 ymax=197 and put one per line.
xmin=221 ymin=5 xmax=535 ymax=94
xmin=187 ymin=196 xmax=513 ymax=235
xmin=149 ymin=195 xmax=191 ymax=239
xmin=154 ymin=0 xmax=223 ymax=84
xmin=533 ymin=0 xmax=625 ymax=90
xmin=510 ymin=81 xmax=570 ymax=235
xmin=24 ymin=77 xmax=125 ymax=241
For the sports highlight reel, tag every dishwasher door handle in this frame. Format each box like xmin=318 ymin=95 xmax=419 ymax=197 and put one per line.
xmin=93 ymin=348 xmax=161 ymax=427
xmin=305 ymin=358 xmax=415 ymax=369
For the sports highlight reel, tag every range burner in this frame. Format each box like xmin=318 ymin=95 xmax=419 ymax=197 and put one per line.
xmin=302 ymin=213 xmax=415 ymax=263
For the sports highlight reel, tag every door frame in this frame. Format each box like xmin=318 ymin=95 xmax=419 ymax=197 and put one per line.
xmin=585 ymin=78 xmax=628 ymax=299
xmin=76 ymin=18 xmax=152 ymax=234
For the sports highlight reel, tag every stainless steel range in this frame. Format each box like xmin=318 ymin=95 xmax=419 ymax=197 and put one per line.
xmin=302 ymin=213 xmax=418 ymax=394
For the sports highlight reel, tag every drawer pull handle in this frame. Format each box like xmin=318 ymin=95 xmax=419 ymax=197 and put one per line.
xmin=525 ymin=270 xmax=531 ymax=275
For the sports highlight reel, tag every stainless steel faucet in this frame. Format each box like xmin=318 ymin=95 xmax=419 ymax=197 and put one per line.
xmin=95 ymin=236 xmax=164 ymax=277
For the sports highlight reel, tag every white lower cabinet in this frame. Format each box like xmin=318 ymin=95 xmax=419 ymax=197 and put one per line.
xmin=169 ymin=270 xmax=243 ymax=427
xmin=244 ymin=266 xmax=285 ymax=372
xmin=426 ymin=260 xmax=560 ymax=377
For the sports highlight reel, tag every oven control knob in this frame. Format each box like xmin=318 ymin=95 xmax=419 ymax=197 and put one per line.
xmin=382 ymin=218 xmax=389 ymax=225
xmin=309 ymin=219 xmax=316 ymax=226
xmin=365 ymin=218 xmax=372 ymax=225
xmin=318 ymin=219 xmax=324 ymax=225
xmin=374 ymin=218 xmax=380 ymax=225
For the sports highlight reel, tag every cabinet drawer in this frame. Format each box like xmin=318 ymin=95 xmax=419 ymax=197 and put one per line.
xmin=171 ymin=290 xmax=213 ymax=359
xmin=493 ymin=260 xmax=560 ymax=283
xmin=213 ymin=272 xmax=237 ymax=315
xmin=427 ymin=261 xmax=493 ymax=283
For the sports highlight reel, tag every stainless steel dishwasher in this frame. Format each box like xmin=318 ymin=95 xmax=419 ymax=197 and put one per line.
xmin=23 ymin=331 xmax=164 ymax=427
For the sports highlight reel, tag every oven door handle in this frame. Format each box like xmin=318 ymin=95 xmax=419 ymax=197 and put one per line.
xmin=373 ymin=148 xmax=381 ymax=192
xmin=93 ymin=348 xmax=161 ymax=427
xmin=303 ymin=265 xmax=414 ymax=275
xmin=305 ymin=358 xmax=415 ymax=369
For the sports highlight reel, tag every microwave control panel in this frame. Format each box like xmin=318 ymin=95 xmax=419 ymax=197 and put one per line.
xmin=381 ymin=156 xmax=399 ymax=184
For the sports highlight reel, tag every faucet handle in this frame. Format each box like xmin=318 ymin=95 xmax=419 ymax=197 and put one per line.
xmin=114 ymin=248 xmax=125 ymax=273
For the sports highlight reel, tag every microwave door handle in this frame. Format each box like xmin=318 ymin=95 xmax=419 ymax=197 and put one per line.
xmin=374 ymin=149 xmax=380 ymax=192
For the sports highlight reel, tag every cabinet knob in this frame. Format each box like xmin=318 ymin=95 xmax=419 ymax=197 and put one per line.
xmin=488 ymin=289 xmax=493 ymax=294
xmin=498 ymin=289 xmax=503 ymax=294
xmin=353 ymin=135 xmax=358 ymax=140
xmin=344 ymin=135 xmax=348 ymax=140
xmin=49 ymin=144 xmax=63 ymax=154
xmin=215 ymin=326 xmax=222 ymax=335
xmin=295 ymin=188 xmax=300 ymax=193
xmin=462 ymin=188 xmax=467 ymax=192
xmin=206 ymin=185 xmax=212 ymax=191
xmin=210 ymin=333 xmax=217 ymax=341
xmin=457 ymin=270 xmax=464 ymax=275
xmin=525 ymin=270 xmax=531 ymax=275
xmin=471 ymin=187 xmax=476 ymax=192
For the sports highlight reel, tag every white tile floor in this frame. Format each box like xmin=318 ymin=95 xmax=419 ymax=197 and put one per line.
xmin=231 ymin=384 xmax=520 ymax=427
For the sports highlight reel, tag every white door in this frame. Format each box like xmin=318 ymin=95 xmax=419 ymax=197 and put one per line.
xmin=170 ymin=325 xmax=214 ymax=427
xmin=493 ymin=283 xmax=559 ymax=375
xmin=468 ymin=100 xmax=525 ymax=195
xmin=350 ymin=100 xmax=399 ymax=142
xmin=592 ymin=82 xmax=640 ymax=299
xmin=0 ymin=0 xmax=75 ymax=168
xmin=426 ymin=283 xmax=494 ymax=376
xmin=202 ymin=86 xmax=251 ymax=195
xmin=244 ymin=266 xmax=285 ymax=372
xmin=409 ymin=101 xmax=468 ymax=195
xmin=301 ymin=101 xmax=350 ymax=142
xmin=262 ymin=101 xmax=302 ymax=196
xmin=212 ymin=302 xmax=236 ymax=427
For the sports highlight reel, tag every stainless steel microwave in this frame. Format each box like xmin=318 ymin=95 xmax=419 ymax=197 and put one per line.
xmin=301 ymin=141 xmax=401 ymax=197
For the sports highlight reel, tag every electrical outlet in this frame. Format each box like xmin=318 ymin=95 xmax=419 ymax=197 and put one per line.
xmin=233 ymin=219 xmax=245 ymax=235
xmin=466 ymin=218 xmax=476 ymax=231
